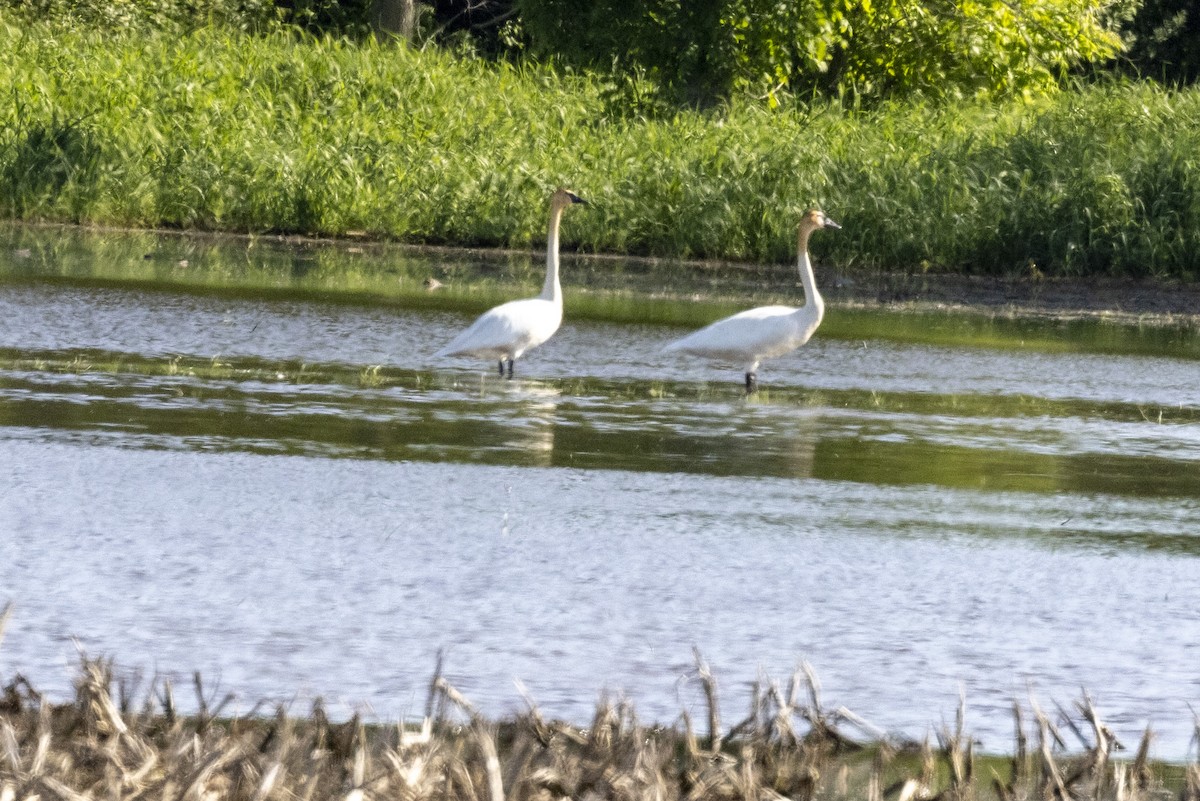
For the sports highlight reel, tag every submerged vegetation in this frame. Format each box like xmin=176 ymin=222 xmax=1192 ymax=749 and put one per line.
xmin=0 ymin=17 xmax=1198 ymax=280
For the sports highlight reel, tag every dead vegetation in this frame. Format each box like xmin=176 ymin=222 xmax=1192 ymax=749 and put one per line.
xmin=0 ymin=635 xmax=1196 ymax=801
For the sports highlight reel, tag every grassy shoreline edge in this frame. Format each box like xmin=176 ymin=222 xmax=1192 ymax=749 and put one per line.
xmin=2 ymin=19 xmax=1199 ymax=281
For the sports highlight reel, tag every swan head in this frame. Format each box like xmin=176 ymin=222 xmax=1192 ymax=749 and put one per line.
xmin=800 ymin=209 xmax=840 ymax=233
xmin=551 ymin=187 xmax=588 ymax=210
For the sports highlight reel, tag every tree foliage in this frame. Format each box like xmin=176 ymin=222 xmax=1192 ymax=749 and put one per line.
xmin=1118 ymin=0 xmax=1200 ymax=84
xmin=0 ymin=0 xmax=377 ymax=35
xmin=517 ymin=0 xmax=1124 ymax=104
xmin=0 ymin=0 xmax=280 ymax=31
xmin=5 ymin=0 xmax=1197 ymax=100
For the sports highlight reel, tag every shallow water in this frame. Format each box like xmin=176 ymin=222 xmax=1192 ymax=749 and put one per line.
xmin=2 ymin=227 xmax=1199 ymax=758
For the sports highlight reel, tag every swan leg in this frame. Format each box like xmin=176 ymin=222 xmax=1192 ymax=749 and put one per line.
xmin=504 ymin=359 xmax=515 ymax=379
xmin=745 ymin=372 xmax=758 ymax=393
xmin=497 ymin=360 xmax=506 ymax=377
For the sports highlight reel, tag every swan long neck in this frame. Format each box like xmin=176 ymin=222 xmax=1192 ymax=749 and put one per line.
xmin=540 ymin=202 xmax=566 ymax=303
xmin=797 ymin=226 xmax=824 ymax=321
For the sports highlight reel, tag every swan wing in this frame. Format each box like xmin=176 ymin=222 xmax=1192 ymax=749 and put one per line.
xmin=437 ymin=298 xmax=563 ymax=360
xmin=664 ymin=305 xmax=818 ymax=361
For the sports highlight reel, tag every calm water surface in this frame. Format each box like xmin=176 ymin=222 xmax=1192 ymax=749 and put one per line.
xmin=1 ymin=227 xmax=1199 ymax=758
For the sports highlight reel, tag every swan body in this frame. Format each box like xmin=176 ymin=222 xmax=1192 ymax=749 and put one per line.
xmin=664 ymin=209 xmax=840 ymax=391
xmin=436 ymin=188 xmax=587 ymax=377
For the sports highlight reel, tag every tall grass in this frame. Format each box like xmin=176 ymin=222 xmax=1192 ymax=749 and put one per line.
xmin=1 ymin=17 xmax=1199 ymax=278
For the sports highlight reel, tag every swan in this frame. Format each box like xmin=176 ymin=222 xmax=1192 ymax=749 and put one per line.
xmin=436 ymin=188 xmax=587 ymax=377
xmin=663 ymin=209 xmax=840 ymax=391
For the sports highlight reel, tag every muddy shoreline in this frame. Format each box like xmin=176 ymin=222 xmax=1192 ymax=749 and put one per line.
xmin=7 ymin=220 xmax=1200 ymax=328
xmin=819 ymin=267 xmax=1200 ymax=327
xmin=393 ymin=239 xmax=1200 ymax=327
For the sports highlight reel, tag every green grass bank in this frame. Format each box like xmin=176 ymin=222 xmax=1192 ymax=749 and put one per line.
xmin=2 ymin=18 xmax=1200 ymax=279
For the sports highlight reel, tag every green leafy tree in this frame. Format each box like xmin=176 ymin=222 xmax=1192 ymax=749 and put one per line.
xmin=0 ymin=0 xmax=282 ymax=31
xmin=831 ymin=0 xmax=1126 ymax=100
xmin=518 ymin=0 xmax=1124 ymax=104
xmin=1118 ymin=0 xmax=1199 ymax=83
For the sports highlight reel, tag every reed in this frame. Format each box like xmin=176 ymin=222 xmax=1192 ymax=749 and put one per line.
xmin=1 ymin=18 xmax=1199 ymax=278
xmin=0 ymin=630 xmax=1194 ymax=801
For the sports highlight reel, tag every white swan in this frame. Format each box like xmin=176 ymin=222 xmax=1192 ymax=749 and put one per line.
xmin=663 ymin=209 xmax=840 ymax=391
xmin=436 ymin=188 xmax=587 ymax=377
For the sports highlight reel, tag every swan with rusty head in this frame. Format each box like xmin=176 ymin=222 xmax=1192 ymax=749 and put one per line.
xmin=436 ymin=187 xmax=587 ymax=377
xmin=663 ymin=209 xmax=840 ymax=391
